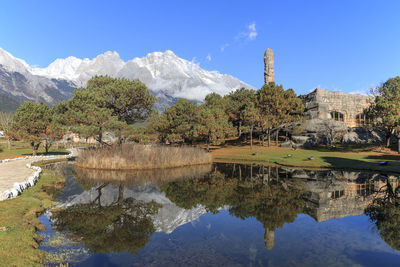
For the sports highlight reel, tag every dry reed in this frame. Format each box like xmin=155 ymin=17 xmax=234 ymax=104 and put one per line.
xmin=75 ymin=144 xmax=212 ymax=170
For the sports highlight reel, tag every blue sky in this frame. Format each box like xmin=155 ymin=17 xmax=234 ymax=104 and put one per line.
xmin=1 ymin=0 xmax=399 ymax=95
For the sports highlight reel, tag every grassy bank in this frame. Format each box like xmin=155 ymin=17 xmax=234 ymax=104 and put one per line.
xmin=0 ymin=140 xmax=69 ymax=160
xmin=211 ymin=145 xmax=400 ymax=173
xmin=0 ymin=160 xmax=66 ymax=266
xmin=76 ymin=144 xmax=212 ymax=170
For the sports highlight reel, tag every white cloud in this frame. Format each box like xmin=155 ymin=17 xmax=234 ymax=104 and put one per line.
xmin=206 ymin=53 xmax=212 ymax=61
xmin=349 ymin=89 xmax=370 ymax=96
xmin=221 ymin=22 xmax=258 ymax=52
xmin=247 ymin=23 xmax=257 ymax=40
xmin=220 ymin=43 xmax=229 ymax=52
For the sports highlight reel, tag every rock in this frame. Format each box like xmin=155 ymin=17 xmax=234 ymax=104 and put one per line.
xmin=280 ymin=141 xmax=294 ymax=148
xmin=291 ymin=135 xmax=317 ymax=149
xmin=342 ymin=128 xmax=385 ymax=144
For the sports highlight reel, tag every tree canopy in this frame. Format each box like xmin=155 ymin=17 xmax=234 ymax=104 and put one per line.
xmin=11 ymin=102 xmax=63 ymax=155
xmin=65 ymin=76 xmax=156 ymax=144
xmin=366 ymin=76 xmax=400 ymax=151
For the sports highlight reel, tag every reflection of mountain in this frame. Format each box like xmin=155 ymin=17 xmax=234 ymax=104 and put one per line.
xmin=57 ymin=184 xmax=208 ymax=234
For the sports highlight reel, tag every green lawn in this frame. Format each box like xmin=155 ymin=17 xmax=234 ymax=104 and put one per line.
xmin=0 ymin=140 xmax=69 ymax=159
xmin=212 ymin=144 xmax=400 ymax=173
xmin=0 ymin=160 xmax=67 ymax=266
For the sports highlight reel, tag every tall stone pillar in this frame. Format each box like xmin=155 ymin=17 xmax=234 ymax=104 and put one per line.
xmin=264 ymin=48 xmax=274 ymax=84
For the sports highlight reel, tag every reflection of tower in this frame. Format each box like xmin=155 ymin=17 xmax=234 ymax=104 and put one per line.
xmin=264 ymin=228 xmax=275 ymax=250
xmin=264 ymin=48 xmax=274 ymax=84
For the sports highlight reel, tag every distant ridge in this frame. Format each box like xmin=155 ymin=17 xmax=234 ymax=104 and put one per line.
xmin=0 ymin=48 xmax=254 ymax=112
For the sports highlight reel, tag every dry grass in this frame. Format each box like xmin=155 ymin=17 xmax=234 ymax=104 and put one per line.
xmin=75 ymin=144 xmax=212 ymax=170
xmin=74 ymin=163 xmax=212 ymax=187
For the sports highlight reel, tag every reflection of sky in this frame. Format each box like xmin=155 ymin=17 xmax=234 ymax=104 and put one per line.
xmin=40 ymin=210 xmax=400 ymax=267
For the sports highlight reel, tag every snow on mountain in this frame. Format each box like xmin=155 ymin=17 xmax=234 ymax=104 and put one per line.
xmin=31 ymin=50 xmax=254 ymax=102
xmin=0 ymin=47 xmax=254 ymax=111
xmin=0 ymin=48 xmax=31 ymax=75
xmin=0 ymin=48 xmax=75 ymax=109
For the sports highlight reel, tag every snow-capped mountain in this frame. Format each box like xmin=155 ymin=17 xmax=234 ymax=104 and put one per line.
xmin=0 ymin=48 xmax=254 ymax=111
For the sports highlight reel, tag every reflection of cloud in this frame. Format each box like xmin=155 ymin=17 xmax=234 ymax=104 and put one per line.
xmin=221 ymin=22 xmax=258 ymax=52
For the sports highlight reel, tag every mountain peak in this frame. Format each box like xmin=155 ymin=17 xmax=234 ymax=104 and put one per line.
xmin=0 ymin=47 xmax=254 ymax=112
xmin=0 ymin=47 xmax=31 ymax=74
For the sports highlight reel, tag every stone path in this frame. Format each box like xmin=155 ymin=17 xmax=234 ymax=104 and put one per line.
xmin=0 ymin=149 xmax=77 ymax=201
xmin=0 ymin=159 xmax=37 ymax=193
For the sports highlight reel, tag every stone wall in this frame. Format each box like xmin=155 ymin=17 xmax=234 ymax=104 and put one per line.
xmin=299 ymin=88 xmax=374 ymax=128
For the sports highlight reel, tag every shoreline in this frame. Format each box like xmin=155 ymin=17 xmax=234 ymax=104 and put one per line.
xmin=0 ymin=158 xmax=68 ymax=266
xmin=0 ymin=150 xmax=75 ymax=201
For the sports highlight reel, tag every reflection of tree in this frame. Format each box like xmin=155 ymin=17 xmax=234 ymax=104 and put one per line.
xmin=228 ymin=180 xmax=305 ymax=249
xmin=51 ymin=183 xmax=161 ymax=254
xmin=161 ymin=170 xmax=237 ymax=213
xmin=365 ymin=178 xmax=400 ymax=250
xmin=162 ymin=164 xmax=305 ymax=249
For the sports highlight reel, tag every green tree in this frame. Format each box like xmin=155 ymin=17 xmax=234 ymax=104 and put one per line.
xmin=243 ymin=102 xmax=260 ymax=150
xmin=225 ymin=88 xmax=257 ymax=138
xmin=66 ymin=87 xmax=123 ymax=145
xmin=11 ymin=102 xmax=53 ymax=156
xmin=155 ymin=99 xmax=199 ymax=143
xmin=194 ymin=104 xmax=234 ymax=151
xmin=257 ymin=82 xmax=304 ymax=146
xmin=0 ymin=112 xmax=14 ymax=150
xmin=204 ymin=92 xmax=227 ymax=111
xmin=66 ymin=76 xmax=156 ymax=145
xmin=366 ymin=76 xmax=400 ymax=151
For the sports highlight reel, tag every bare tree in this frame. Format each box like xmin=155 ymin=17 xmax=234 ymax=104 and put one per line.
xmin=0 ymin=112 xmax=14 ymax=150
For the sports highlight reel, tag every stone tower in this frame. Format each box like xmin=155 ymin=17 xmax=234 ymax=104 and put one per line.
xmin=264 ymin=48 xmax=274 ymax=84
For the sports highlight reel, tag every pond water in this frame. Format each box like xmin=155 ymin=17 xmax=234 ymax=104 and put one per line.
xmin=39 ymin=162 xmax=400 ymax=267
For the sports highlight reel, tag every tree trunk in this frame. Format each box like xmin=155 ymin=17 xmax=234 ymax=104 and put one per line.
xmin=45 ymin=139 xmax=49 ymax=154
xmin=268 ymin=130 xmax=271 ymax=147
xmin=398 ymin=136 xmax=400 ymax=154
xmin=275 ymin=129 xmax=279 ymax=146
xmin=7 ymin=138 xmax=11 ymax=150
xmin=98 ymin=128 xmax=103 ymax=146
xmin=31 ymin=142 xmax=40 ymax=156
xmin=386 ymin=132 xmax=391 ymax=148
xmin=262 ymin=134 xmax=265 ymax=147
xmin=238 ymin=121 xmax=242 ymax=138
xmin=250 ymin=125 xmax=253 ymax=150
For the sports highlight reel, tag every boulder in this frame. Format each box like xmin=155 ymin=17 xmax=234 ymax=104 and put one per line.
xmin=342 ymin=128 xmax=385 ymax=144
